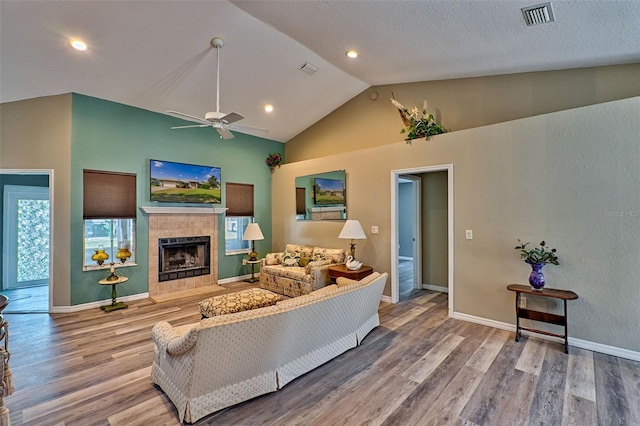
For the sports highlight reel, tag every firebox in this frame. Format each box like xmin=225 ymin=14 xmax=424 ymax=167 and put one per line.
xmin=158 ymin=236 xmax=210 ymax=282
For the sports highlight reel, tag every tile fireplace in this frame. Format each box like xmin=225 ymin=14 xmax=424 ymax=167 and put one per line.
xmin=158 ymin=236 xmax=210 ymax=282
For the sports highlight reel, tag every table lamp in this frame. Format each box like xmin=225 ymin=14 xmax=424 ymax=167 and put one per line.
xmin=338 ymin=219 xmax=367 ymax=259
xmin=243 ymin=222 xmax=264 ymax=261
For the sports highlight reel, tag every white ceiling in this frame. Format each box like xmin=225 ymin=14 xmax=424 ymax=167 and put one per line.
xmin=1 ymin=1 xmax=639 ymax=143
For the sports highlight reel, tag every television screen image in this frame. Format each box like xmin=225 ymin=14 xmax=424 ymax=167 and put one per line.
xmin=150 ymin=159 xmax=221 ymax=204
xmin=313 ymin=178 xmax=345 ymax=205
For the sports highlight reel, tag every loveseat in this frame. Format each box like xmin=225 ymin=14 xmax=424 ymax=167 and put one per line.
xmin=259 ymin=243 xmax=347 ymax=297
xmin=151 ymin=271 xmax=387 ymax=423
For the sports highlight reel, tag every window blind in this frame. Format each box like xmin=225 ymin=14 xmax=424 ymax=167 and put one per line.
xmin=226 ymin=182 xmax=254 ymax=216
xmin=83 ymin=169 xmax=137 ymax=219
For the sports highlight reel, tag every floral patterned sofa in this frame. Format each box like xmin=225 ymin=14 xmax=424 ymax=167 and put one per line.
xmin=259 ymin=244 xmax=347 ymax=297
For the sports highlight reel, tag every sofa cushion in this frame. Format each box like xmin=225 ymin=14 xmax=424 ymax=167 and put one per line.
xmin=199 ymin=288 xmax=283 ymax=318
xmin=305 ymin=258 xmax=334 ymax=274
xmin=312 ymin=247 xmax=346 ymax=264
xmin=262 ymin=265 xmax=311 ymax=282
xmin=285 ymin=244 xmax=313 ymax=257
xmin=264 ymin=252 xmax=283 ymax=265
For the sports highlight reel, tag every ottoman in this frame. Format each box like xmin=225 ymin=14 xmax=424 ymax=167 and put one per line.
xmin=199 ymin=288 xmax=283 ymax=318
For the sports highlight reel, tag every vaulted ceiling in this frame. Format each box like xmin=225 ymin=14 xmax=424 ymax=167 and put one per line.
xmin=1 ymin=1 xmax=638 ymax=142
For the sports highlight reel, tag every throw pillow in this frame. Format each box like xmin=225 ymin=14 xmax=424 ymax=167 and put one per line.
xmin=265 ymin=252 xmax=283 ymax=265
xmin=282 ymin=250 xmax=301 ymax=267
xmin=299 ymin=256 xmax=311 ymax=267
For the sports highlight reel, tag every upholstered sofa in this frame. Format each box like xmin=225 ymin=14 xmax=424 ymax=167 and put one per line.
xmin=259 ymin=243 xmax=347 ymax=297
xmin=150 ymin=271 xmax=387 ymax=424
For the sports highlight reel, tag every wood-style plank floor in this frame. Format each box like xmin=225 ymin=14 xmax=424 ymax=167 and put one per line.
xmin=5 ymin=282 xmax=640 ymax=425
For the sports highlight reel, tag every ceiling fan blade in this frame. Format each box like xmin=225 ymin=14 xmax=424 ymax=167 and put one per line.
xmin=166 ymin=110 xmax=211 ymax=125
xmin=171 ymin=124 xmax=210 ymax=130
xmin=216 ymin=127 xmax=235 ymax=139
xmin=229 ymin=123 xmax=269 ymax=137
xmin=221 ymin=112 xmax=244 ymax=125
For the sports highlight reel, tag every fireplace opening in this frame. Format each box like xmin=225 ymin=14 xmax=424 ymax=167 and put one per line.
xmin=158 ymin=236 xmax=210 ymax=282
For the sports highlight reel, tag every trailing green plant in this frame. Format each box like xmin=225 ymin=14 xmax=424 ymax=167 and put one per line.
xmin=515 ymin=240 xmax=559 ymax=265
xmin=390 ymin=98 xmax=445 ymax=140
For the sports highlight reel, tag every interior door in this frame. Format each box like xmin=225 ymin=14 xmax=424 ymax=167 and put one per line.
xmin=2 ymin=185 xmax=50 ymax=290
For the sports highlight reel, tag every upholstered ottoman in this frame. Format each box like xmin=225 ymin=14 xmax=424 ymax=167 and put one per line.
xmin=199 ymin=288 xmax=283 ymax=318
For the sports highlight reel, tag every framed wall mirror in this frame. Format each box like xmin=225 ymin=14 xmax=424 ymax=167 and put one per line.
xmin=295 ymin=170 xmax=346 ymax=221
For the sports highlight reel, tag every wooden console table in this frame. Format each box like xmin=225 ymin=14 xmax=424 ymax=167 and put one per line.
xmin=328 ymin=264 xmax=373 ymax=282
xmin=507 ymin=284 xmax=578 ymax=353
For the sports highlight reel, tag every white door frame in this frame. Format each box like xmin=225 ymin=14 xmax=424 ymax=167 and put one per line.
xmin=0 ymin=169 xmax=53 ymax=312
xmin=399 ymin=175 xmax=422 ymax=289
xmin=390 ymin=164 xmax=454 ymax=317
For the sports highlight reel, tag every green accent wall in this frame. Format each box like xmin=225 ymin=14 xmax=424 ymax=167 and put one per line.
xmin=70 ymin=94 xmax=283 ymax=305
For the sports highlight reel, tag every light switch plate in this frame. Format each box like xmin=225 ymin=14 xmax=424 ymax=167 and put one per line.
xmin=465 ymin=230 xmax=473 ymax=240
xmin=371 ymin=226 xmax=379 ymax=234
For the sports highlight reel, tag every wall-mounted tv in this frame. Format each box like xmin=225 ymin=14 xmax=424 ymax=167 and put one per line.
xmin=313 ymin=177 xmax=345 ymax=205
xmin=150 ymin=159 xmax=221 ymax=204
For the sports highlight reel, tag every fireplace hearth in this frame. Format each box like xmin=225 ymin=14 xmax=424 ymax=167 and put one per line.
xmin=158 ymin=236 xmax=210 ymax=282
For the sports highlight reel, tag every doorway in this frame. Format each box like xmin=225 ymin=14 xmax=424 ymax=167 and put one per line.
xmin=390 ymin=165 xmax=454 ymax=316
xmin=1 ymin=171 xmax=53 ymax=313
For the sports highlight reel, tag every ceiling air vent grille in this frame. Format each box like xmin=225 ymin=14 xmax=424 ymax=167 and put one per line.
xmin=522 ymin=2 xmax=555 ymax=26
xmin=299 ymin=62 xmax=318 ymax=75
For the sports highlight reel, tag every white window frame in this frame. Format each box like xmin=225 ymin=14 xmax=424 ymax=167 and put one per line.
xmin=224 ymin=216 xmax=252 ymax=255
xmin=83 ymin=218 xmax=137 ymax=271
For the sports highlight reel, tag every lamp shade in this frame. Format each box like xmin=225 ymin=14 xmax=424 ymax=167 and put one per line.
xmin=243 ymin=222 xmax=264 ymax=241
xmin=338 ymin=220 xmax=367 ymax=240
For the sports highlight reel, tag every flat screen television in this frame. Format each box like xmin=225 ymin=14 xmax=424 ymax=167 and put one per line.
xmin=313 ymin=177 xmax=345 ymax=205
xmin=150 ymin=159 xmax=221 ymax=204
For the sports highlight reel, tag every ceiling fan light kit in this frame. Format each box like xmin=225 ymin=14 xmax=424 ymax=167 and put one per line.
xmin=167 ymin=36 xmax=268 ymax=140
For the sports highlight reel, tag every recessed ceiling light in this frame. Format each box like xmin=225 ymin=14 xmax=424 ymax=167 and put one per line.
xmin=264 ymin=104 xmax=274 ymax=113
xmin=346 ymin=50 xmax=358 ymax=59
xmin=69 ymin=39 xmax=87 ymax=51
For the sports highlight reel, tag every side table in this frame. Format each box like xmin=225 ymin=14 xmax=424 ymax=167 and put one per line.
xmin=245 ymin=260 xmax=261 ymax=283
xmin=99 ymin=276 xmax=129 ymax=312
xmin=328 ymin=264 xmax=374 ymax=282
xmin=507 ymin=284 xmax=578 ymax=353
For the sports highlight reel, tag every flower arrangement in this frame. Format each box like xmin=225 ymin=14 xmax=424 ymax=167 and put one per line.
xmin=515 ymin=240 xmax=559 ymax=265
xmin=390 ymin=97 xmax=445 ymax=141
xmin=265 ymin=153 xmax=282 ymax=172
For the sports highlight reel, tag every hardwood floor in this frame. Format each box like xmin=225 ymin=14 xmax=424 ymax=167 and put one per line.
xmin=5 ymin=283 xmax=640 ymax=425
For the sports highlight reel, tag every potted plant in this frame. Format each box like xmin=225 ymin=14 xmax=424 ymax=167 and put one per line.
xmin=390 ymin=97 xmax=445 ymax=141
xmin=515 ymin=240 xmax=559 ymax=290
xmin=265 ymin=153 xmax=282 ymax=172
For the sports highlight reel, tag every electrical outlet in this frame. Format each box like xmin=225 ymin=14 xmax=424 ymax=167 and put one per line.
xmin=371 ymin=226 xmax=379 ymax=234
xmin=465 ymin=230 xmax=473 ymax=240
xmin=242 ymin=258 xmax=248 ymax=266
xmin=520 ymin=297 xmax=527 ymax=309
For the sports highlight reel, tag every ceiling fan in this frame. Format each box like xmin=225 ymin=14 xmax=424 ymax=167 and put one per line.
xmin=167 ymin=37 xmax=268 ymax=140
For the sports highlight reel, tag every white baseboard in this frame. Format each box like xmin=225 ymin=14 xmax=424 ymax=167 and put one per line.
xmin=51 ymin=293 xmax=149 ymax=313
xmin=423 ymin=284 xmax=449 ymax=293
xmin=380 ymin=295 xmax=392 ymax=303
xmin=218 ymin=274 xmax=252 ymax=285
xmin=452 ymin=312 xmax=640 ymax=362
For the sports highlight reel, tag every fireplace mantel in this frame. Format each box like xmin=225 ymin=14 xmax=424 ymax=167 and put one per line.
xmin=140 ymin=206 xmax=228 ymax=215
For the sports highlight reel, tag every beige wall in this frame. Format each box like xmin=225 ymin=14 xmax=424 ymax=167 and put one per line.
xmin=286 ymin=63 xmax=640 ymax=162
xmin=1 ymin=95 xmax=72 ymax=306
xmin=272 ymin=97 xmax=640 ymax=352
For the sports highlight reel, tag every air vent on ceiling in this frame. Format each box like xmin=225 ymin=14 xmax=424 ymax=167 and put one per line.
xmin=299 ymin=62 xmax=318 ymax=75
xmin=522 ymin=2 xmax=555 ymax=26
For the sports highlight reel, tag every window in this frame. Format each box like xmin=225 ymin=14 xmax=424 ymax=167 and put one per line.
xmin=225 ymin=183 xmax=254 ymax=255
xmin=83 ymin=169 xmax=137 ymax=270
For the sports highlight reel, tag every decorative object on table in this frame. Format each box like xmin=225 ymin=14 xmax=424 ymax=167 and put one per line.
xmin=91 ymin=246 xmax=109 ymax=266
xmin=116 ymin=242 xmax=132 ymax=264
xmin=93 ymin=246 xmax=131 ymax=312
xmin=265 ymin=152 xmax=282 ymax=172
xmin=345 ymin=255 xmax=363 ymax=271
xmin=243 ymin=222 xmax=264 ymax=261
xmin=338 ymin=219 xmax=367 ymax=259
xmin=390 ymin=95 xmax=445 ymax=142
xmin=515 ymin=239 xmax=559 ymax=290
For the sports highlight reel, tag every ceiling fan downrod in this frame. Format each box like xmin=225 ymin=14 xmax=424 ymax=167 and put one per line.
xmin=211 ymin=37 xmax=224 ymax=114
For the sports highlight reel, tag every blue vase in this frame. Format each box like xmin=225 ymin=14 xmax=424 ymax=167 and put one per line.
xmin=528 ymin=262 xmax=546 ymax=290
